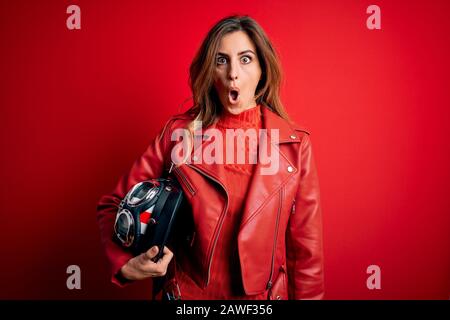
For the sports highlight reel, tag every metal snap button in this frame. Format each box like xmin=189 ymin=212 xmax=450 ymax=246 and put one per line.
xmin=290 ymin=135 xmax=296 ymax=139
xmin=287 ymin=166 xmax=294 ymax=173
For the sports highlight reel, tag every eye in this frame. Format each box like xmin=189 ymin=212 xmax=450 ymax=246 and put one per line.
xmin=241 ymin=55 xmax=252 ymax=64
xmin=216 ymin=56 xmax=227 ymax=65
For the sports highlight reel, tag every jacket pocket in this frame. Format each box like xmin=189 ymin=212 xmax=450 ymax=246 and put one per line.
xmin=268 ymin=265 xmax=288 ymax=300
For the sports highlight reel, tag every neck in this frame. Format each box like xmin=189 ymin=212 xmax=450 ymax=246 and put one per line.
xmin=223 ymin=102 xmax=258 ymax=115
xmin=217 ymin=103 xmax=262 ymax=129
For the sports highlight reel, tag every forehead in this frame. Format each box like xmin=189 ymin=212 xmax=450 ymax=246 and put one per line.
xmin=217 ymin=31 xmax=256 ymax=53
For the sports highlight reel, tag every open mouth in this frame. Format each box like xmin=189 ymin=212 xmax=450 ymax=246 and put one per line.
xmin=228 ymin=89 xmax=240 ymax=104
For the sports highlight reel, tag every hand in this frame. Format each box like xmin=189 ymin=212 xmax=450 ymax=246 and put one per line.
xmin=119 ymin=246 xmax=174 ymax=281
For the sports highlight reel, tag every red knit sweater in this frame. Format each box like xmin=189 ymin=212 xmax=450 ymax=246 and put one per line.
xmin=175 ymin=104 xmax=267 ymax=299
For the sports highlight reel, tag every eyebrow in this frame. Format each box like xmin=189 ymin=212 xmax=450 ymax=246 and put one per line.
xmin=217 ymin=50 xmax=256 ymax=57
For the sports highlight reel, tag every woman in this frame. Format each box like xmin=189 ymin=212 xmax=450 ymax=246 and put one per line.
xmin=96 ymin=15 xmax=324 ymax=300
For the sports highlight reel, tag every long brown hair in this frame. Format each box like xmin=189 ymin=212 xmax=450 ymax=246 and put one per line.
xmin=176 ymin=15 xmax=290 ymax=166
xmin=187 ymin=15 xmax=290 ymax=128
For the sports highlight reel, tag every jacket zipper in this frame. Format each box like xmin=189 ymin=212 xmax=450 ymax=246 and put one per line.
xmin=267 ymin=187 xmax=283 ymax=291
xmin=186 ymin=163 xmax=229 ymax=287
xmin=173 ymin=166 xmax=196 ymax=196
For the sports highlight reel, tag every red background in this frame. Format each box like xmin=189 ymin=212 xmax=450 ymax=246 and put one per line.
xmin=1 ymin=0 xmax=449 ymax=299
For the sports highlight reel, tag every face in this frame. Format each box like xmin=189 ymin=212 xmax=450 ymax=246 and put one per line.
xmin=213 ymin=31 xmax=262 ymax=114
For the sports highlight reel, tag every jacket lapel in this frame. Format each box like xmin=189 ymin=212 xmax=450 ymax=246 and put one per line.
xmin=239 ymin=106 xmax=302 ymax=229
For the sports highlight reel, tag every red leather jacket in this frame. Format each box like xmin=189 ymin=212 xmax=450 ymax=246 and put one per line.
xmin=96 ymin=105 xmax=324 ymax=300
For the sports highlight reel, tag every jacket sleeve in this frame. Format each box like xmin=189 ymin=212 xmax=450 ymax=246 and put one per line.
xmin=286 ymin=133 xmax=325 ymax=299
xmin=96 ymin=118 xmax=174 ymax=287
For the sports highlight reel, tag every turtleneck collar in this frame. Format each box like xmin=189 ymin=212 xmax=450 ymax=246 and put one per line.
xmin=216 ymin=104 xmax=262 ymax=129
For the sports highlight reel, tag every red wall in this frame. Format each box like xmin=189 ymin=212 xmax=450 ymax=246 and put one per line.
xmin=1 ymin=0 xmax=449 ymax=299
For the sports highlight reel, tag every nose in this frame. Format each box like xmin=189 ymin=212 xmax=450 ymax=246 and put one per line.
xmin=228 ymin=72 xmax=238 ymax=80
xmin=228 ymin=60 xmax=239 ymax=80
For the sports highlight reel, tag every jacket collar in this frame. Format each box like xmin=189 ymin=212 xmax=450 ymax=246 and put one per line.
xmin=261 ymin=104 xmax=306 ymax=144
